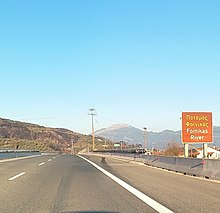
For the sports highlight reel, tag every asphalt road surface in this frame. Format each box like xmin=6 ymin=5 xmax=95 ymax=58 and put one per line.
xmin=0 ymin=154 xmax=219 ymax=213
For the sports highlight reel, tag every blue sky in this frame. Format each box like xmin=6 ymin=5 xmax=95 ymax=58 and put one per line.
xmin=0 ymin=0 xmax=220 ymax=134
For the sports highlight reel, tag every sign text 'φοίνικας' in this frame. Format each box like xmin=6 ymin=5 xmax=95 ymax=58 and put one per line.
xmin=182 ymin=112 xmax=212 ymax=143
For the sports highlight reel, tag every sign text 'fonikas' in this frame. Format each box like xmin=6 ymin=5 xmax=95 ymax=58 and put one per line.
xmin=182 ymin=112 xmax=212 ymax=143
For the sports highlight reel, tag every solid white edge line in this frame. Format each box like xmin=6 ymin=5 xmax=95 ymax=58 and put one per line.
xmin=8 ymin=172 xmax=26 ymax=181
xmin=39 ymin=162 xmax=45 ymax=166
xmin=77 ymin=155 xmax=173 ymax=213
xmin=0 ymin=155 xmax=41 ymax=163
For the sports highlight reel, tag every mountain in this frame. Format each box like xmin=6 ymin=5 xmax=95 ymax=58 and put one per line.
xmin=0 ymin=118 xmax=98 ymax=153
xmin=95 ymin=124 xmax=145 ymax=145
xmin=95 ymin=124 xmax=220 ymax=149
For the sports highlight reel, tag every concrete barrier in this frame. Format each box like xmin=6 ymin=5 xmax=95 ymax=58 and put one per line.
xmin=203 ymin=159 xmax=220 ymax=179
xmin=144 ymin=155 xmax=220 ymax=180
xmin=93 ymin=152 xmax=220 ymax=180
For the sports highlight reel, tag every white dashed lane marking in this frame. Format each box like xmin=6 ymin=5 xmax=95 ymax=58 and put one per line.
xmin=8 ymin=172 xmax=26 ymax=181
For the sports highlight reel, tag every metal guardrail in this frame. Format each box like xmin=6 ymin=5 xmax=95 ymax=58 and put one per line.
xmin=0 ymin=149 xmax=40 ymax=159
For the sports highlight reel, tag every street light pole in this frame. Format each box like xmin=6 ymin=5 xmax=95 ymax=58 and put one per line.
xmin=88 ymin=108 xmax=97 ymax=151
xmin=71 ymin=138 xmax=73 ymax=154
xmin=143 ymin=127 xmax=147 ymax=150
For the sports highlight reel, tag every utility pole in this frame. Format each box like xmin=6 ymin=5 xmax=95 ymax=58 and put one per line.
xmin=143 ymin=127 xmax=147 ymax=150
xmin=71 ymin=138 xmax=73 ymax=154
xmin=88 ymin=108 xmax=97 ymax=151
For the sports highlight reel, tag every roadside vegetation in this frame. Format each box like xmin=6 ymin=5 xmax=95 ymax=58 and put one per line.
xmin=164 ymin=142 xmax=183 ymax=156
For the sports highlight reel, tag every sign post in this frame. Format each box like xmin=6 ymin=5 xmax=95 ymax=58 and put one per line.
xmin=203 ymin=143 xmax=208 ymax=158
xmin=184 ymin=143 xmax=189 ymax=157
xmin=182 ymin=112 xmax=213 ymax=158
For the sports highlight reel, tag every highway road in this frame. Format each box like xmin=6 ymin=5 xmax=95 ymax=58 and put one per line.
xmin=0 ymin=154 xmax=219 ymax=213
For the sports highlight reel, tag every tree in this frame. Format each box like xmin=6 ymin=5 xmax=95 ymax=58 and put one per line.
xmin=164 ymin=142 xmax=182 ymax=156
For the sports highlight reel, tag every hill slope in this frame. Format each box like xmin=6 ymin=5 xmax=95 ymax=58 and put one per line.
xmin=0 ymin=118 xmax=95 ymax=152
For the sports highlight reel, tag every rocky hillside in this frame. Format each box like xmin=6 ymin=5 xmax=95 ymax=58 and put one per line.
xmin=0 ymin=118 xmax=102 ymax=153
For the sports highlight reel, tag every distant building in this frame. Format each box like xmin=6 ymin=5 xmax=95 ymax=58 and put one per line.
xmin=196 ymin=147 xmax=220 ymax=159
